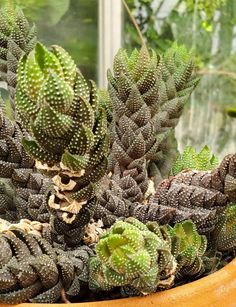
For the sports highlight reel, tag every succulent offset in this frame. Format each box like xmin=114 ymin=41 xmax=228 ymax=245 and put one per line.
xmin=163 ymin=220 xmax=208 ymax=279
xmin=89 ymin=217 xmax=177 ymax=294
xmin=15 ymin=42 xmax=108 ymax=246
xmin=170 ymin=145 xmax=219 ymax=176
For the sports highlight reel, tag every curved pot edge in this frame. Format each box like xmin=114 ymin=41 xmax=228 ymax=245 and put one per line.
xmin=1 ymin=258 xmax=236 ymax=307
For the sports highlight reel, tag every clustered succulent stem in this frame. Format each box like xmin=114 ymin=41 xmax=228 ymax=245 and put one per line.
xmin=15 ymin=42 xmax=109 ymax=246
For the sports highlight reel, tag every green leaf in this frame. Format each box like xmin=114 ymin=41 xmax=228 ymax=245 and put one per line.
xmin=170 ymin=145 xmax=219 ymax=175
xmin=38 ymin=72 xmax=74 ymax=112
xmin=68 ymin=126 xmax=94 ymax=155
xmin=22 ymin=138 xmax=60 ymax=164
xmin=34 ymin=106 xmax=73 ymax=138
xmin=61 ymin=150 xmax=89 ymax=171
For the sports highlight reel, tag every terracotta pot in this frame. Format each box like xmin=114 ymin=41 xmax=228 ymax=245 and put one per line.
xmin=1 ymin=258 xmax=236 ymax=307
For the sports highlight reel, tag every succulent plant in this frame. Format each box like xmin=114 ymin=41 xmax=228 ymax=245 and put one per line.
xmin=94 ymin=44 xmax=199 ymax=227
xmin=0 ymin=229 xmax=93 ymax=303
xmin=163 ymin=220 xmax=207 ymax=279
xmin=0 ymin=101 xmax=50 ymax=222
xmin=0 ymin=4 xmax=37 ymax=103
xmin=0 ymin=179 xmax=18 ymax=222
xmin=0 ymin=6 xmax=51 ymax=224
xmin=0 ymin=4 xmax=234 ymax=304
xmin=148 ymin=43 xmax=200 ymax=182
xmin=211 ymin=204 xmax=236 ymax=252
xmin=15 ymin=42 xmax=109 ymax=246
xmin=131 ymin=154 xmax=236 ymax=234
xmin=108 ymin=44 xmax=199 ymax=194
xmin=89 ymin=217 xmax=177 ymax=295
xmin=170 ymin=145 xmax=219 ymax=176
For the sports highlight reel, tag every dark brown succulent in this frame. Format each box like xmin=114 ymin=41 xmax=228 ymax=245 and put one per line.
xmin=0 ymin=229 xmax=93 ymax=304
xmin=131 ymin=154 xmax=236 ymax=234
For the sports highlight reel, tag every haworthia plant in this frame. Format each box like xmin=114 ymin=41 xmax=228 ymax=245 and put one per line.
xmin=15 ymin=42 xmax=109 ymax=246
xmin=164 ymin=220 xmax=208 ymax=279
xmin=0 ymin=6 xmax=52 ymax=226
xmin=131 ymin=154 xmax=236 ymax=234
xmin=0 ymin=4 xmax=37 ymax=103
xmin=0 ymin=4 xmax=234 ymax=305
xmin=94 ymin=44 xmax=199 ymax=227
xmin=0 ymin=229 xmax=93 ymax=304
xmin=170 ymin=145 xmax=219 ymax=176
xmin=211 ymin=204 xmax=236 ymax=252
xmin=108 ymin=44 xmax=199 ymax=193
xmin=89 ymin=217 xmax=177 ymax=295
xmin=89 ymin=218 xmax=213 ymax=295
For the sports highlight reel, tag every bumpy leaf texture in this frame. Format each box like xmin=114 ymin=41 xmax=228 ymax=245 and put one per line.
xmin=170 ymin=145 xmax=219 ymax=176
xmin=89 ymin=217 xmax=176 ymax=295
xmin=0 ymin=179 xmax=18 ymax=222
xmin=94 ymin=44 xmax=199 ymax=227
xmin=164 ymin=220 xmax=208 ymax=280
xmin=131 ymin=154 xmax=236 ymax=234
xmin=211 ymin=204 xmax=236 ymax=252
xmin=16 ymin=42 xmax=108 ymax=246
xmin=0 ymin=4 xmax=37 ymax=103
xmin=0 ymin=101 xmax=50 ymax=222
xmin=108 ymin=44 xmax=199 ymax=190
xmin=0 ymin=229 xmax=93 ymax=304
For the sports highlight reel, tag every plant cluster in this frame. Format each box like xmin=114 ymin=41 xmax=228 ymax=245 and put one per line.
xmin=0 ymin=4 xmax=235 ymax=304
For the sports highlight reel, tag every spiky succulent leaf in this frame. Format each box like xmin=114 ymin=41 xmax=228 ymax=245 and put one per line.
xmin=163 ymin=220 xmax=207 ymax=279
xmin=171 ymin=145 xmax=219 ymax=176
xmin=0 ymin=5 xmax=37 ymax=102
xmin=89 ymin=217 xmax=176 ymax=295
xmin=16 ymin=42 xmax=108 ymax=246
xmin=211 ymin=204 xmax=236 ymax=251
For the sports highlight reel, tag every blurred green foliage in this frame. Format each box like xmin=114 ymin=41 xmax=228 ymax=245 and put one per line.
xmin=185 ymin=0 xmax=226 ymax=20
xmin=2 ymin=0 xmax=70 ymax=26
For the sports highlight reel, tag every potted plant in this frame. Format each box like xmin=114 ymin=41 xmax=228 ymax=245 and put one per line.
xmin=0 ymin=4 xmax=235 ymax=306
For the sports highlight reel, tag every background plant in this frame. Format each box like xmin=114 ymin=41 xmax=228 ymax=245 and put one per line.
xmin=124 ymin=0 xmax=236 ymax=158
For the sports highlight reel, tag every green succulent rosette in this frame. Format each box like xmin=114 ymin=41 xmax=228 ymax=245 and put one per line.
xmin=170 ymin=145 xmax=218 ymax=176
xmin=164 ymin=220 xmax=208 ymax=279
xmin=89 ymin=217 xmax=177 ymax=295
